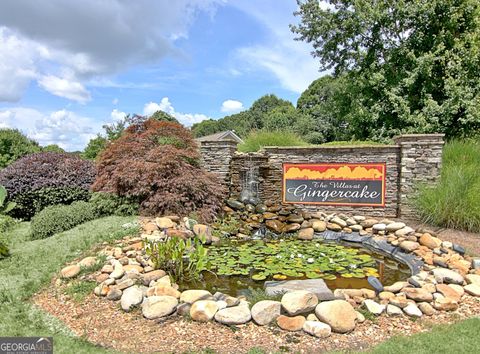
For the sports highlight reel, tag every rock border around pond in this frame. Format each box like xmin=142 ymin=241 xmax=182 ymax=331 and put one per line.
xmin=59 ymin=206 xmax=480 ymax=339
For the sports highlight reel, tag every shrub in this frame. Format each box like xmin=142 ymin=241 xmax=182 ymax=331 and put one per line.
xmin=0 ymin=185 xmax=15 ymax=214
xmin=0 ymin=152 xmax=95 ymax=219
xmin=92 ymin=119 xmax=225 ymax=222
xmin=89 ymin=192 xmax=139 ymax=217
xmin=0 ymin=128 xmax=41 ymax=169
xmin=416 ymin=139 xmax=480 ymax=232
xmin=11 ymin=187 xmax=91 ymax=219
xmin=0 ymin=215 xmax=16 ymax=233
xmin=0 ymin=238 xmax=8 ymax=259
xmin=238 ymin=131 xmax=309 ymax=152
xmin=30 ymin=201 xmax=97 ymax=240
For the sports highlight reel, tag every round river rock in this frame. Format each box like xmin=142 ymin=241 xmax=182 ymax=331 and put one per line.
xmin=315 ymin=300 xmax=357 ymax=333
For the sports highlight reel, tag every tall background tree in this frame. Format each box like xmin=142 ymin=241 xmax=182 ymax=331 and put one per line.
xmin=0 ymin=129 xmax=41 ymax=168
xmin=192 ymin=94 xmax=296 ymax=138
xmin=292 ymin=0 xmax=480 ymax=140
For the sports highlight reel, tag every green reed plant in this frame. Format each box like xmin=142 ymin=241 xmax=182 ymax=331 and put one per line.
xmin=144 ymin=236 xmax=208 ymax=283
xmin=416 ymin=139 xmax=480 ymax=232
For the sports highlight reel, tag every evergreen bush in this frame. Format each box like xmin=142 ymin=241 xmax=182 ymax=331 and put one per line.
xmin=30 ymin=201 xmax=97 ymax=240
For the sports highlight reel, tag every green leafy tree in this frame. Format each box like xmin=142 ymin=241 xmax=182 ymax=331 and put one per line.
xmin=42 ymin=144 xmax=65 ymax=153
xmin=151 ymin=110 xmax=179 ymax=123
xmin=263 ymin=105 xmax=298 ymax=132
xmin=0 ymin=129 xmax=41 ymax=168
xmin=192 ymin=94 xmax=294 ymax=138
xmin=248 ymin=94 xmax=293 ymax=130
xmin=297 ymin=75 xmax=353 ymax=143
xmin=82 ymin=135 xmax=108 ymax=160
xmin=292 ymin=0 xmax=480 ymax=139
xmin=84 ymin=114 xmax=148 ymax=158
xmin=191 ymin=119 xmax=223 ymax=137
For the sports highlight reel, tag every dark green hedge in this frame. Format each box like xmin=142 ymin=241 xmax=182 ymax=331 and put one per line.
xmin=30 ymin=201 xmax=97 ymax=240
xmin=89 ymin=192 xmax=139 ymax=217
xmin=12 ymin=187 xmax=91 ymax=220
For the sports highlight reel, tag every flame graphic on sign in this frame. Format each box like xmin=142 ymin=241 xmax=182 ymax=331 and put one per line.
xmin=285 ymin=166 xmax=383 ymax=180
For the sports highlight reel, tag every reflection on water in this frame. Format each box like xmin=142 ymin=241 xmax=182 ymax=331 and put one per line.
xmin=180 ymin=240 xmax=410 ymax=297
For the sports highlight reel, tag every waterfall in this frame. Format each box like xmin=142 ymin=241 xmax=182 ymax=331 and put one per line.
xmin=240 ymin=155 xmax=260 ymax=205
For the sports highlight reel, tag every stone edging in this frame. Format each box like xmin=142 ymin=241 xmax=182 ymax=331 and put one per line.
xmin=315 ymin=230 xmax=424 ymax=275
xmin=57 ymin=210 xmax=480 ymax=340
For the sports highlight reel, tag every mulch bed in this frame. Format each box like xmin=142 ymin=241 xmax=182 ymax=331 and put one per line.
xmin=405 ymin=221 xmax=480 ymax=256
xmin=33 ymin=279 xmax=480 ymax=354
xmin=32 ymin=221 xmax=480 ymax=353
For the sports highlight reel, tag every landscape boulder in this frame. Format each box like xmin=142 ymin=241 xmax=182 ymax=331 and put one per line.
xmin=281 ymin=290 xmax=318 ymax=316
xmin=251 ymin=300 xmax=281 ymax=325
xmin=315 ymin=300 xmax=357 ymax=333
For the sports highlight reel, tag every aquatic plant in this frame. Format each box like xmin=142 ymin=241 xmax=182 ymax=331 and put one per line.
xmin=144 ymin=237 xmax=208 ymax=283
xmin=206 ymin=239 xmax=379 ymax=281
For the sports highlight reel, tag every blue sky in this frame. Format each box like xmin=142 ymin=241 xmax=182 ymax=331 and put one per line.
xmin=0 ymin=0 xmax=322 ymax=151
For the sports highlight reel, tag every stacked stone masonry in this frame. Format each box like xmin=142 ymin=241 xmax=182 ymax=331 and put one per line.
xmin=393 ymin=134 xmax=445 ymax=218
xmin=199 ymin=141 xmax=238 ymax=191
xmin=199 ymin=134 xmax=445 ymax=218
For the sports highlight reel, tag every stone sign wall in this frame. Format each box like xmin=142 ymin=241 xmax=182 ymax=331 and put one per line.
xmin=198 ymin=134 xmax=445 ymax=219
xmin=282 ymin=163 xmax=386 ymax=207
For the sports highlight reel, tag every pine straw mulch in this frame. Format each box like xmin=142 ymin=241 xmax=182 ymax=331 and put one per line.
xmin=33 ymin=279 xmax=480 ymax=354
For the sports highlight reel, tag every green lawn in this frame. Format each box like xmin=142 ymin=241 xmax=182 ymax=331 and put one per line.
xmin=0 ymin=216 xmax=136 ymax=354
xmin=1 ymin=217 xmax=479 ymax=354
xmin=366 ymin=317 xmax=480 ymax=354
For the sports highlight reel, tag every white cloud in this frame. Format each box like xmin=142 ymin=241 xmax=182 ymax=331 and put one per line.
xmin=143 ymin=97 xmax=209 ymax=126
xmin=0 ymin=110 xmax=13 ymax=128
xmin=38 ymin=75 xmax=91 ymax=103
xmin=110 ymin=109 xmax=126 ymax=121
xmin=0 ymin=28 xmax=38 ymax=102
xmin=112 ymin=98 xmax=119 ymax=105
xmin=175 ymin=112 xmax=210 ymax=126
xmin=143 ymin=97 xmax=176 ymax=117
xmin=0 ymin=0 xmax=223 ymax=102
xmin=231 ymin=1 xmax=322 ymax=93
xmin=221 ymin=99 xmax=244 ymax=113
xmin=0 ymin=107 xmax=101 ymax=151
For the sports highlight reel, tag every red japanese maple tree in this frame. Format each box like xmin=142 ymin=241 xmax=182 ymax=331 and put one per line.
xmin=92 ymin=119 xmax=225 ymax=222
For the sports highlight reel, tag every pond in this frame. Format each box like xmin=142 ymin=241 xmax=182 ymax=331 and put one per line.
xmin=180 ymin=238 xmax=410 ymax=297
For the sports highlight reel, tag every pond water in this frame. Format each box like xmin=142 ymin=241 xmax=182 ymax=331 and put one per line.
xmin=180 ymin=238 xmax=410 ymax=297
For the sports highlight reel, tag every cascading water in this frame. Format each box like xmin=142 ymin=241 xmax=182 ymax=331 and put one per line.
xmin=239 ymin=155 xmax=260 ymax=206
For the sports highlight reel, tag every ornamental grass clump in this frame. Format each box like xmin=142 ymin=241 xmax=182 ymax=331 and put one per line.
xmin=238 ymin=131 xmax=308 ymax=152
xmin=416 ymin=139 xmax=480 ymax=232
xmin=0 ymin=152 xmax=95 ymax=219
xmin=92 ymin=119 xmax=226 ymax=222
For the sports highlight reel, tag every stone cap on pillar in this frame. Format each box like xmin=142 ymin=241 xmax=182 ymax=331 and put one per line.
xmin=393 ymin=133 xmax=445 ymax=145
xmin=198 ymin=140 xmax=239 ymax=147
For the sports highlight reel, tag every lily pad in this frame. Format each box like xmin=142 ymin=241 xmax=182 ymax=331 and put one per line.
xmin=252 ymin=273 xmax=267 ymax=281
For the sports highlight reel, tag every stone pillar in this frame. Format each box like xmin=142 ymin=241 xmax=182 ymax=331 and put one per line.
xmin=394 ymin=134 xmax=445 ymax=218
xmin=198 ymin=141 xmax=238 ymax=188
